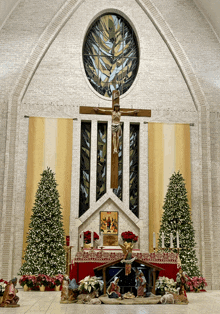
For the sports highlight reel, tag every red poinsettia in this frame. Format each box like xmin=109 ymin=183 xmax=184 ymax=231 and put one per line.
xmin=185 ymin=275 xmax=207 ymax=292
xmin=36 ymin=274 xmax=52 ymax=287
xmin=81 ymin=231 xmax=99 ymax=244
xmin=19 ymin=275 xmax=37 ymax=288
xmin=121 ymin=231 xmax=138 ymax=243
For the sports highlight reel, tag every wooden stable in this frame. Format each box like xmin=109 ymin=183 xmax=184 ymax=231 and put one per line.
xmin=93 ymin=258 xmax=163 ymax=295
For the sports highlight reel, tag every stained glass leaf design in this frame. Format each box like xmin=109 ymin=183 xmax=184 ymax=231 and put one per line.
xmin=83 ymin=14 xmax=138 ymax=98
xmin=97 ymin=123 xmax=107 ymax=201
xmin=79 ymin=122 xmax=91 ymax=217
xmin=129 ymin=124 xmax=139 ymax=217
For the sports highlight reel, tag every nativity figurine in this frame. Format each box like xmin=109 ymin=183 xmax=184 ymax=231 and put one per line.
xmin=0 ymin=278 xmax=19 ymax=307
xmin=119 ymin=241 xmax=136 ymax=275
xmin=107 ymin=277 xmax=121 ymax=299
xmin=135 ymin=270 xmax=147 ymax=297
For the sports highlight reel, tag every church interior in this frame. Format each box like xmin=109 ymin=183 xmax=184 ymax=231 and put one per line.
xmin=1 ymin=0 xmax=220 ymax=311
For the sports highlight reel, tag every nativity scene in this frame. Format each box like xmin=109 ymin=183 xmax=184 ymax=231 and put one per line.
xmin=1 ymin=0 xmax=217 ymax=310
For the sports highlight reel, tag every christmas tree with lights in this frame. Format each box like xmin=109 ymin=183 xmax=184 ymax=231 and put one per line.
xmin=158 ymin=171 xmax=200 ymax=277
xmin=19 ymin=167 xmax=66 ymax=276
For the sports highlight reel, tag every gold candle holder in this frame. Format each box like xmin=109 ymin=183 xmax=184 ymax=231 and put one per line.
xmin=64 ymin=246 xmax=73 ymax=276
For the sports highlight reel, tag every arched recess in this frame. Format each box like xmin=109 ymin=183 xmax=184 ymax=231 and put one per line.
xmin=1 ymin=0 xmax=213 ymax=283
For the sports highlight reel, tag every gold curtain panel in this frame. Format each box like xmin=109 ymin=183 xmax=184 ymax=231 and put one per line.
xmin=23 ymin=117 xmax=73 ymax=258
xmin=148 ymin=123 xmax=191 ymax=252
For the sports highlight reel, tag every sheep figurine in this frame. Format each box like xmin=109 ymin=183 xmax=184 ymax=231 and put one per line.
xmin=159 ymin=293 xmax=174 ymax=304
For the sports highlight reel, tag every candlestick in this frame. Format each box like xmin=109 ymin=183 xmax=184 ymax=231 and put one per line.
xmin=176 ymin=231 xmax=179 ymax=248
xmin=162 ymin=232 xmax=165 ymax=248
xmin=81 ymin=232 xmax=84 ymax=248
xmin=91 ymin=231 xmax=94 ymax=247
xmin=153 ymin=232 xmax=156 ymax=249
xmin=101 ymin=232 xmax=103 ymax=247
xmin=66 ymin=235 xmax=70 ymax=246
xmin=170 ymin=232 xmax=173 ymax=248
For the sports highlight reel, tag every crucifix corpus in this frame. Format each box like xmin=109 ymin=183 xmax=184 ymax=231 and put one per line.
xmin=80 ymin=91 xmax=151 ymax=189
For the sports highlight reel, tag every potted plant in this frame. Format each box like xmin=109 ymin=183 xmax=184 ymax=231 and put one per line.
xmin=53 ymin=274 xmax=64 ymax=291
xmin=0 ymin=279 xmax=8 ymax=303
xmin=81 ymin=231 xmax=99 ymax=248
xmin=78 ymin=276 xmax=104 ymax=295
xmin=48 ymin=277 xmax=56 ymax=290
xmin=121 ymin=231 xmax=138 ymax=243
xmin=36 ymin=274 xmax=50 ymax=291
xmin=155 ymin=276 xmax=178 ymax=295
xmin=185 ymin=275 xmax=207 ymax=292
xmin=19 ymin=275 xmax=37 ymax=291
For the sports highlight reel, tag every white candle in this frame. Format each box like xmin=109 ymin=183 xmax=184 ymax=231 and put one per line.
xmin=162 ymin=232 xmax=165 ymax=248
xmin=153 ymin=232 xmax=156 ymax=249
xmin=91 ymin=231 xmax=94 ymax=247
xmin=176 ymin=231 xmax=179 ymax=248
xmin=81 ymin=232 xmax=84 ymax=248
xmin=170 ymin=233 xmax=173 ymax=248
xmin=101 ymin=232 xmax=103 ymax=247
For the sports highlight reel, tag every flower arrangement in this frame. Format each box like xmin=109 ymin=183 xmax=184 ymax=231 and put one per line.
xmin=78 ymin=276 xmax=104 ymax=294
xmin=19 ymin=275 xmax=37 ymax=288
xmin=36 ymin=274 xmax=52 ymax=287
xmin=0 ymin=279 xmax=9 ymax=296
xmin=19 ymin=274 xmax=64 ymax=290
xmin=185 ymin=275 xmax=207 ymax=292
xmin=155 ymin=276 xmax=178 ymax=294
xmin=81 ymin=231 xmax=99 ymax=244
xmin=48 ymin=277 xmax=56 ymax=289
xmin=53 ymin=274 xmax=64 ymax=286
xmin=121 ymin=231 xmax=138 ymax=243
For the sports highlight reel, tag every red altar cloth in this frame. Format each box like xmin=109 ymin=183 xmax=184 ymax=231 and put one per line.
xmin=70 ymin=250 xmax=180 ymax=283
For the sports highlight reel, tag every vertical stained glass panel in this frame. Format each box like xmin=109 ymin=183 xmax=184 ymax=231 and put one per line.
xmin=79 ymin=122 xmax=91 ymax=217
xmin=113 ymin=124 xmax=123 ymax=200
xmin=97 ymin=122 xmax=107 ymax=201
xmin=130 ymin=124 xmax=139 ymax=217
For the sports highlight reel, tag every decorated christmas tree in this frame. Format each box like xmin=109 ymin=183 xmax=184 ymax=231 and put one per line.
xmin=19 ymin=167 xmax=66 ymax=276
xmin=158 ymin=171 xmax=200 ymax=277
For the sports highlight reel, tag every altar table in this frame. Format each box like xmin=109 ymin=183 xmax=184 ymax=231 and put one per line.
xmin=70 ymin=250 xmax=180 ymax=283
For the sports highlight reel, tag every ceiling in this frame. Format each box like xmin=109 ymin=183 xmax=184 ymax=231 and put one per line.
xmin=194 ymin=0 xmax=220 ymax=41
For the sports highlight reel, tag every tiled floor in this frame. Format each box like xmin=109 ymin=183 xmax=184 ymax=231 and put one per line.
xmin=1 ymin=290 xmax=220 ymax=314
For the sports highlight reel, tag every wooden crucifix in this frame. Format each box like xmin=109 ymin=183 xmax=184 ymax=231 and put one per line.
xmin=80 ymin=91 xmax=151 ymax=189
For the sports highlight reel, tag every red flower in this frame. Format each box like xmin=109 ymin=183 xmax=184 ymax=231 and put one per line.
xmin=121 ymin=231 xmax=138 ymax=243
xmin=81 ymin=231 xmax=100 ymax=244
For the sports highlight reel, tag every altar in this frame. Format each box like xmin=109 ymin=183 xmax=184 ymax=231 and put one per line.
xmin=69 ymin=249 xmax=180 ymax=283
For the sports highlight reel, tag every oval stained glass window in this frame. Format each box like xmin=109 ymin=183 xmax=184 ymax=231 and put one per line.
xmin=83 ymin=13 xmax=139 ymax=98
